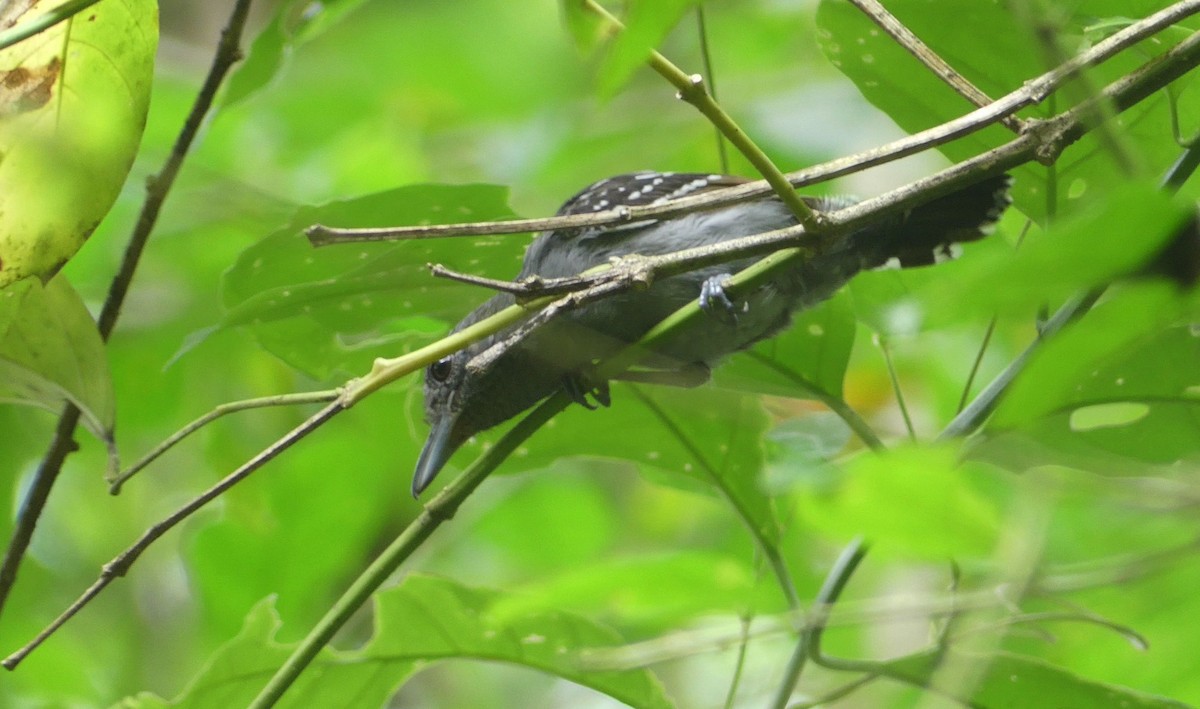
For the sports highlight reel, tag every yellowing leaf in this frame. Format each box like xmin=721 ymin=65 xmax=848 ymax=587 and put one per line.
xmin=0 ymin=0 xmax=158 ymax=286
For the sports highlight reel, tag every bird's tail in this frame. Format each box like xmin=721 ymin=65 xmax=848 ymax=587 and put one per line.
xmin=857 ymin=175 xmax=1013 ymax=269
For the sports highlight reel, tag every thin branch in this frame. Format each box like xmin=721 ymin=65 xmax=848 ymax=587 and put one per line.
xmin=847 ymin=0 xmax=1024 ymax=133
xmin=630 ymin=386 xmax=801 ymax=611
xmin=306 ymin=0 xmax=1200 ymax=245
xmin=0 ymin=0 xmax=256 ymax=623
xmin=694 ymin=4 xmax=730 ymax=174
xmin=3 ymin=400 xmax=343 ymax=670
xmin=742 ymin=350 xmax=885 ymax=452
xmin=880 ymin=339 xmax=917 ymax=441
xmin=247 ymin=392 xmax=571 ymax=708
xmin=107 ymin=390 xmax=341 ymax=494
xmin=770 ymin=538 xmax=870 ymax=709
xmin=583 ymin=0 xmax=819 ymax=229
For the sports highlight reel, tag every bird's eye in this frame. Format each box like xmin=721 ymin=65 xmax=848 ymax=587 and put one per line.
xmin=428 ymin=357 xmax=453 ymax=382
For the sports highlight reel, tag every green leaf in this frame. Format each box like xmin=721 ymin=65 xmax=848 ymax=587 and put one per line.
xmin=0 ymin=276 xmax=115 ymax=458
xmin=912 ymin=184 xmax=1190 ymax=325
xmin=715 ymin=292 xmax=855 ymax=398
xmin=977 ymin=312 xmax=1200 ymax=472
xmin=885 ymin=650 xmax=1191 ymax=708
xmin=991 ymin=284 xmax=1186 ymax=429
xmin=117 ymin=576 xmax=674 ymax=709
xmin=219 ymin=184 xmax=522 ymax=379
xmin=371 ymin=575 xmax=673 ymax=709
xmin=801 ymin=444 xmax=1002 ymax=558
xmin=598 ymin=0 xmax=697 ymax=97
xmin=0 ymin=0 xmax=157 ymax=286
xmin=559 ymin=0 xmax=608 ymax=53
xmin=491 ymin=552 xmax=776 ymax=627
xmin=502 ymin=383 xmax=783 ymax=549
xmin=815 ymin=0 xmax=1200 ymax=224
xmin=223 ymin=0 xmax=373 ymax=108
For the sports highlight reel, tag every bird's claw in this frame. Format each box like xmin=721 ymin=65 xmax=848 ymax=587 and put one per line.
xmin=564 ymin=374 xmax=611 ymax=410
xmin=699 ymin=274 xmax=738 ymax=323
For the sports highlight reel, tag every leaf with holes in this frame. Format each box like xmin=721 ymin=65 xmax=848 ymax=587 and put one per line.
xmin=815 ymin=0 xmax=1200 ymax=223
xmin=715 ymin=291 xmax=855 ymax=398
xmin=219 ymin=184 xmax=522 ymax=380
xmin=0 ymin=0 xmax=158 ymax=286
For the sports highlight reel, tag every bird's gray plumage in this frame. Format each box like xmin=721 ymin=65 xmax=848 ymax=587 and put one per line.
xmin=414 ymin=172 xmax=1012 ymax=495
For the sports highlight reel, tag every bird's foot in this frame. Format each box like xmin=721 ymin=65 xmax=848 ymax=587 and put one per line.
xmin=563 ymin=373 xmax=611 ymax=410
xmin=699 ymin=273 xmax=739 ymax=324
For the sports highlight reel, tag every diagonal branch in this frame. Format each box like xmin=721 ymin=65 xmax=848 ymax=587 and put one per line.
xmin=0 ymin=0 xmax=257 ymax=623
xmin=847 ymin=0 xmax=1025 ymax=133
xmin=305 ymin=0 xmax=1200 ymax=245
xmin=2 ymin=400 xmax=344 ymax=670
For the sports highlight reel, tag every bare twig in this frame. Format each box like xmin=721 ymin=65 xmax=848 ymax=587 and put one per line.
xmin=847 ymin=0 xmax=1024 ymax=133
xmin=107 ymin=390 xmax=341 ymax=493
xmin=3 ymin=400 xmax=343 ymax=670
xmin=0 ymin=0 xmax=256 ymax=623
xmin=306 ymin=0 xmax=1200 ymax=246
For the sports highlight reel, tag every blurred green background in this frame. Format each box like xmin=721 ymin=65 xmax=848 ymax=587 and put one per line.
xmin=2 ymin=0 xmax=1199 ymax=707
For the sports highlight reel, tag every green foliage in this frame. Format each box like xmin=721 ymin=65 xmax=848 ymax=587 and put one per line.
xmin=0 ymin=0 xmax=157 ymax=285
xmin=0 ymin=277 xmax=114 ymax=455
xmin=2 ymin=0 xmax=1200 ymax=708
xmin=118 ymin=576 xmax=673 ymax=709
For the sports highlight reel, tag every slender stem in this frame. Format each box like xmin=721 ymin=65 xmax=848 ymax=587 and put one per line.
xmin=630 ymin=387 xmax=801 ymax=610
xmin=742 ymin=351 xmax=884 ymax=451
xmin=582 ymin=0 xmax=819 ymax=228
xmin=770 ymin=538 xmax=870 ymax=709
xmin=0 ymin=0 xmax=256 ymax=623
xmin=247 ymin=393 xmax=570 ymax=708
xmin=938 ymin=291 xmax=1101 ymax=440
xmin=3 ymin=400 xmax=342 ymax=670
xmin=847 ymin=0 xmax=1024 ymax=133
xmin=694 ymin=5 xmax=729 ymax=174
xmin=957 ymin=318 xmax=997 ymax=413
xmin=722 ymin=614 xmax=753 ymax=709
xmin=108 ymin=390 xmax=341 ymax=493
xmin=880 ymin=340 xmax=916 ymax=440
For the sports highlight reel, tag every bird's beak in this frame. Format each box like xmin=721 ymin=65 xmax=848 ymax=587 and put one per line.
xmin=412 ymin=413 xmax=459 ymax=498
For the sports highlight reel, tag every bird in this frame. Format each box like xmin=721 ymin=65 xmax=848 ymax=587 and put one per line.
xmin=413 ymin=171 xmax=1012 ymax=496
